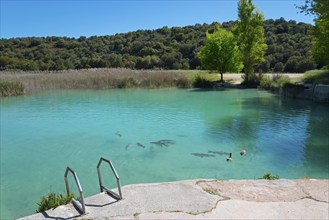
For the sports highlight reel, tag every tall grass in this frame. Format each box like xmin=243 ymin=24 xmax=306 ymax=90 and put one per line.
xmin=0 ymin=68 xmax=192 ymax=96
xmin=0 ymin=79 xmax=25 ymax=96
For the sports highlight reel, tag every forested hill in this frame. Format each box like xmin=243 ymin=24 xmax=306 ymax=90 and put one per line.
xmin=0 ymin=18 xmax=317 ymax=73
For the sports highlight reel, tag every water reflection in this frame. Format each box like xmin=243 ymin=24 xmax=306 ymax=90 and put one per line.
xmin=203 ymin=93 xmax=328 ymax=177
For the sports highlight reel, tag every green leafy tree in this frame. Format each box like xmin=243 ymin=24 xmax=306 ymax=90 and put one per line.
xmin=299 ymin=0 xmax=329 ymax=68
xmin=198 ymin=26 xmax=243 ymax=81
xmin=233 ymin=0 xmax=267 ymax=81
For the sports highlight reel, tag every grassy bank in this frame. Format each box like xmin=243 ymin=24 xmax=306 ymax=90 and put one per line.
xmin=0 ymin=68 xmax=192 ymax=97
xmin=303 ymin=69 xmax=329 ymax=84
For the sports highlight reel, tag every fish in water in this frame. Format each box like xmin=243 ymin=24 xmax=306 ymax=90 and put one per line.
xmin=150 ymin=141 xmax=165 ymax=147
xmin=150 ymin=139 xmax=175 ymax=147
xmin=115 ymin=131 xmax=122 ymax=137
xmin=177 ymin=134 xmax=188 ymax=138
xmin=125 ymin=144 xmax=131 ymax=150
xmin=137 ymin=142 xmax=145 ymax=148
xmin=208 ymin=150 xmax=230 ymax=156
xmin=191 ymin=153 xmax=215 ymax=158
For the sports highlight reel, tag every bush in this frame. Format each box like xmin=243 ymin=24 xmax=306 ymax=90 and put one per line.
xmin=241 ymin=73 xmax=264 ymax=88
xmin=192 ymin=75 xmax=213 ymax=88
xmin=259 ymin=75 xmax=271 ymax=89
xmin=296 ymin=59 xmax=317 ymax=73
xmin=303 ymin=70 xmax=329 ymax=84
xmin=259 ymin=172 xmax=279 ymax=180
xmin=273 ymin=62 xmax=284 ymax=73
xmin=271 ymin=75 xmax=291 ymax=89
xmin=259 ymin=74 xmax=292 ymax=90
xmin=36 ymin=192 xmax=75 ymax=213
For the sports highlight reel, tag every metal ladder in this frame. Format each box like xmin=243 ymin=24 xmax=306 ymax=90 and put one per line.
xmin=97 ymin=157 xmax=123 ymax=200
xmin=63 ymin=157 xmax=122 ymax=215
xmin=64 ymin=167 xmax=86 ymax=214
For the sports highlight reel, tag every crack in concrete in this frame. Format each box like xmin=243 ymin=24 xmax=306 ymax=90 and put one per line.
xmin=301 ymin=196 xmax=329 ymax=204
xmin=299 ymin=182 xmax=329 ymax=204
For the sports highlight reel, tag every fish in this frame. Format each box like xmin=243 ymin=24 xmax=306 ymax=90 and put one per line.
xmin=150 ymin=139 xmax=175 ymax=147
xmin=150 ymin=141 xmax=167 ymax=147
xmin=115 ymin=131 xmax=122 ymax=137
xmin=125 ymin=144 xmax=131 ymax=150
xmin=137 ymin=142 xmax=145 ymax=148
xmin=177 ymin=134 xmax=188 ymax=138
xmin=208 ymin=150 xmax=230 ymax=156
xmin=191 ymin=153 xmax=215 ymax=158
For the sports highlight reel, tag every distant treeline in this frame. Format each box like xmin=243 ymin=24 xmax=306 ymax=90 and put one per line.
xmin=0 ymin=18 xmax=318 ymax=73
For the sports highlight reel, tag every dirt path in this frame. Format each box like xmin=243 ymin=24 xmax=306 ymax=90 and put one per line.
xmin=223 ymin=73 xmax=304 ymax=84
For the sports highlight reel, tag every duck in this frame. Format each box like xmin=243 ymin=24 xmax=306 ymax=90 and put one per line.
xmin=226 ymin=153 xmax=232 ymax=162
xmin=240 ymin=149 xmax=246 ymax=156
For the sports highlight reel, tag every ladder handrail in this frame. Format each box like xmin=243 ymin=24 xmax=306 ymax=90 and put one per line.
xmin=64 ymin=167 xmax=86 ymax=214
xmin=96 ymin=157 xmax=122 ymax=200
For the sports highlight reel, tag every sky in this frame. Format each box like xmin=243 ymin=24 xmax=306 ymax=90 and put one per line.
xmin=0 ymin=0 xmax=315 ymax=39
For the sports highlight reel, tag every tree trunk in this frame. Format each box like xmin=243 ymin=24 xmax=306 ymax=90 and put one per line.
xmin=220 ymin=73 xmax=223 ymax=82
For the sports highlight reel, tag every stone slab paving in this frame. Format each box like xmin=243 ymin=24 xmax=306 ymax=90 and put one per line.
xmin=19 ymin=178 xmax=329 ymax=220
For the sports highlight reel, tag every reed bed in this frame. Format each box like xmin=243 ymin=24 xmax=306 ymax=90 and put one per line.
xmin=0 ymin=68 xmax=192 ymax=96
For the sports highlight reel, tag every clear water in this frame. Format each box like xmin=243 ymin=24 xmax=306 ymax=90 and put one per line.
xmin=1 ymin=88 xmax=328 ymax=219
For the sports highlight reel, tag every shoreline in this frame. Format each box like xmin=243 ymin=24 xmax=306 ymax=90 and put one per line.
xmin=20 ymin=178 xmax=329 ymax=219
xmin=0 ymin=69 xmax=305 ymax=97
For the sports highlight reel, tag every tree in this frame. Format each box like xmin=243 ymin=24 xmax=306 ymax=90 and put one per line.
xmin=198 ymin=26 xmax=243 ymax=81
xmin=299 ymin=0 xmax=329 ymax=68
xmin=273 ymin=62 xmax=284 ymax=72
xmin=233 ymin=0 xmax=267 ymax=81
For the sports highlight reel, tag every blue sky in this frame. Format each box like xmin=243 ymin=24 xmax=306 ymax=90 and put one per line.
xmin=1 ymin=0 xmax=314 ymax=39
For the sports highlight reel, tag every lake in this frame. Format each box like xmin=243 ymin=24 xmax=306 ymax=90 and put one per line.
xmin=1 ymin=88 xmax=328 ymax=219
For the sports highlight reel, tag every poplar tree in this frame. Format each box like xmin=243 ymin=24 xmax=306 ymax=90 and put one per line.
xmin=233 ymin=0 xmax=267 ymax=82
xmin=299 ymin=0 xmax=329 ymax=68
xmin=198 ymin=26 xmax=243 ymax=82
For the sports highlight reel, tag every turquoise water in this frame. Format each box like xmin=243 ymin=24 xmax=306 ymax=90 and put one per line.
xmin=1 ymin=88 xmax=328 ymax=219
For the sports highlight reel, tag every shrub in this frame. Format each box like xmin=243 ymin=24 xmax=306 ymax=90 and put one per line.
xmin=259 ymin=74 xmax=292 ymax=90
xmin=273 ymin=62 xmax=284 ymax=73
xmin=259 ymin=172 xmax=279 ymax=180
xmin=259 ymin=75 xmax=271 ymax=89
xmin=271 ymin=75 xmax=291 ymax=89
xmin=36 ymin=192 xmax=75 ymax=213
xmin=192 ymin=75 xmax=213 ymax=88
xmin=303 ymin=70 xmax=329 ymax=84
xmin=241 ymin=73 xmax=264 ymax=88
xmin=295 ymin=59 xmax=317 ymax=73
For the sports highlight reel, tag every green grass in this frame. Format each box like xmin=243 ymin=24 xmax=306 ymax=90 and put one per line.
xmin=259 ymin=172 xmax=280 ymax=180
xmin=36 ymin=192 xmax=75 ymax=213
xmin=203 ymin=188 xmax=217 ymax=195
xmin=303 ymin=69 xmax=329 ymax=84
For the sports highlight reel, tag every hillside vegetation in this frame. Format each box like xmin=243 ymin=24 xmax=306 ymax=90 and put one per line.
xmin=0 ymin=18 xmax=317 ymax=73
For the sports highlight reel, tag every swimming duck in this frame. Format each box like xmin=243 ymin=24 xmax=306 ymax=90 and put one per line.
xmin=226 ymin=153 xmax=232 ymax=162
xmin=240 ymin=150 xmax=246 ymax=156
